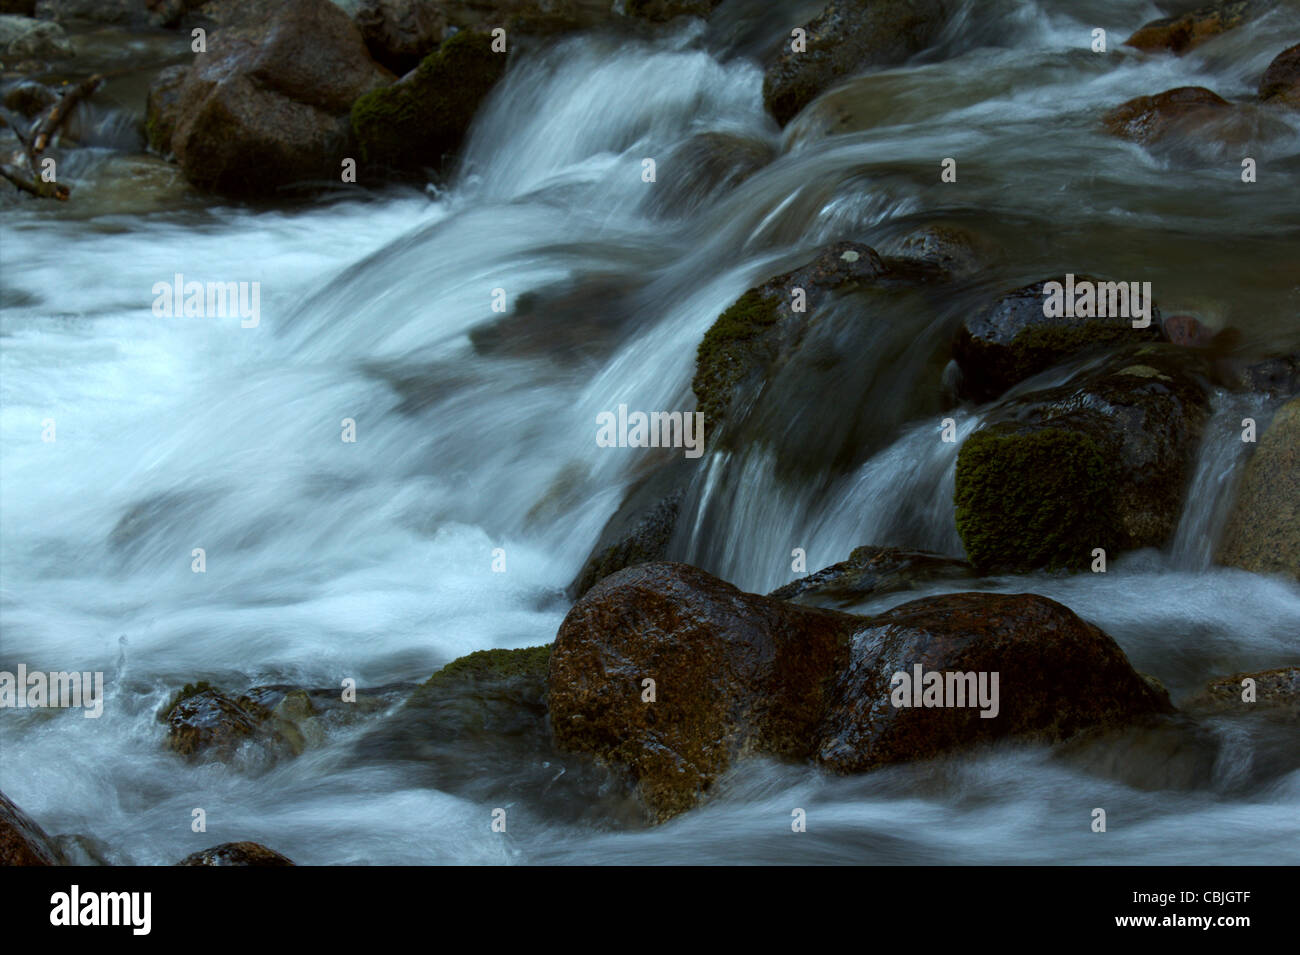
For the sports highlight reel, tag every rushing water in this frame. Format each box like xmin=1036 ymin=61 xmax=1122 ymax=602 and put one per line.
xmin=2 ymin=0 xmax=1299 ymax=864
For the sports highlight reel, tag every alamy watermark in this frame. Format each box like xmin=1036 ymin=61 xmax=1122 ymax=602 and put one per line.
xmin=1042 ymin=274 xmax=1153 ymax=328
xmin=0 ymin=665 xmax=104 ymax=718
xmin=596 ymin=404 xmax=705 ymax=459
xmin=890 ymin=665 xmax=999 ymax=718
xmin=151 ymin=273 xmax=260 ymax=327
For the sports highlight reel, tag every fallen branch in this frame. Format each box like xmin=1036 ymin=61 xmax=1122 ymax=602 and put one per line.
xmin=1 ymin=73 xmax=105 ymax=201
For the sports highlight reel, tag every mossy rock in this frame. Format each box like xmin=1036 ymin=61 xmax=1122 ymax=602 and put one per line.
xmin=1217 ymin=397 xmax=1300 ymax=579
xmin=422 ymin=645 xmax=552 ymax=689
xmin=691 ymin=288 xmax=782 ymax=428
xmin=953 ymin=347 xmax=1210 ymax=572
xmin=350 ymin=29 xmax=506 ymax=173
xmin=955 ymin=422 xmax=1117 ymax=573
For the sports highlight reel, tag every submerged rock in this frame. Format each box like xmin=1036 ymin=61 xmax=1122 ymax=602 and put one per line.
xmin=1217 ymin=397 xmax=1300 ymax=579
xmin=177 ymin=841 xmax=295 ymax=865
xmin=952 ymin=275 xmax=1166 ymax=402
xmin=769 ymin=545 xmax=972 ymax=608
xmin=879 ymin=222 xmax=1000 ymax=281
xmin=0 ymin=790 xmax=63 ymax=865
xmin=548 ymin=563 xmax=1167 ymax=821
xmin=762 ymin=0 xmax=951 ymax=126
xmin=954 ymin=347 xmax=1211 ymax=572
xmin=350 ymin=28 xmax=505 ymax=175
xmin=646 ymin=131 xmax=774 ymax=218
xmin=0 ymin=13 xmax=73 ymax=58
xmin=144 ymin=64 xmax=187 ymax=155
xmin=1101 ymin=86 xmax=1240 ymax=148
xmin=1183 ymin=666 xmax=1300 ymax=717
xmin=1123 ymin=1 xmax=1250 ymax=55
xmin=158 ymin=0 xmax=393 ymax=195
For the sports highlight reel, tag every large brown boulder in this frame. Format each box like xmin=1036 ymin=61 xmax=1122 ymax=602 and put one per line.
xmin=0 ymin=790 xmax=63 ymax=865
xmin=762 ymin=0 xmax=951 ymax=126
xmin=816 ymin=591 xmax=1172 ymax=772
xmin=1217 ymin=397 xmax=1300 ymax=579
xmin=954 ymin=346 xmax=1211 ymax=572
xmin=549 ymin=562 xmax=1170 ymax=821
xmin=1123 ymin=1 xmax=1251 ymax=55
xmin=156 ymin=0 xmax=393 ymax=195
xmin=549 ymin=562 xmax=861 ymax=822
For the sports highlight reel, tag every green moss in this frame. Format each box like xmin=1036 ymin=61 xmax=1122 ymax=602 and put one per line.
xmin=422 ymin=645 xmax=552 ymax=688
xmin=691 ymin=288 xmax=781 ymax=429
xmin=351 ymin=30 xmax=507 ymax=170
xmin=954 ymin=423 xmax=1117 ymax=573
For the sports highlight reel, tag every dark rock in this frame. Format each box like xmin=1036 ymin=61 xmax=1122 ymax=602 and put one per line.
xmin=952 ymin=275 xmax=1166 ymax=403
xmin=816 ymin=591 xmax=1173 ymax=773
xmin=144 ymin=64 xmax=186 ymax=155
xmin=570 ymin=473 xmax=684 ymax=598
xmin=177 ymin=841 xmax=295 ymax=865
xmin=618 ymin=0 xmax=722 ymax=22
xmin=159 ymin=682 xmax=284 ymax=760
xmin=0 ymin=790 xmax=63 ymax=866
xmin=165 ymin=0 xmax=393 ymax=195
xmin=2 ymin=78 xmax=57 ymax=116
xmin=1259 ymin=43 xmax=1300 ymax=107
xmin=692 ymin=241 xmax=887 ymax=435
xmin=34 ymin=0 xmax=146 ymax=25
xmin=1183 ymin=665 xmax=1300 ymax=717
xmin=762 ymin=0 xmax=951 ymax=126
xmin=350 ymin=28 xmax=505 ymax=175
xmin=647 ymin=130 xmax=774 ymax=218
xmin=1123 ymin=1 xmax=1251 ymax=55
xmin=769 ymin=545 xmax=972 ymax=608
xmin=1101 ymin=86 xmax=1232 ymax=146
xmin=1161 ymin=312 xmax=1216 ymax=348
xmin=1215 ymin=353 xmax=1299 ymax=397
xmin=0 ymin=1 xmax=35 ymax=17
xmin=1217 ymin=397 xmax=1300 ymax=579
xmin=549 ymin=563 xmax=1170 ymax=821
xmin=954 ymin=346 xmax=1211 ymax=572
xmin=355 ymin=0 xmax=445 ymax=74
xmin=879 ymin=222 xmax=1000 ymax=281
xmin=0 ymin=12 xmax=73 ymax=57
xmin=550 ymin=562 xmax=861 ymax=822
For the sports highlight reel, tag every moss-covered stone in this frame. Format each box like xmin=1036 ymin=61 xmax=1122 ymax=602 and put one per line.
xmin=955 ymin=423 xmax=1117 ymax=573
xmin=1217 ymin=397 xmax=1300 ymax=579
xmin=350 ymin=29 xmax=506 ymax=172
xmin=691 ymin=289 xmax=781 ymax=428
xmin=422 ymin=645 xmax=552 ymax=688
xmin=953 ymin=346 xmax=1210 ymax=572
xmin=157 ymin=680 xmax=214 ymax=721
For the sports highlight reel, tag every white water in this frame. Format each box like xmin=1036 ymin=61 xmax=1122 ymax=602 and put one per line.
xmin=2 ymin=0 xmax=1299 ymax=864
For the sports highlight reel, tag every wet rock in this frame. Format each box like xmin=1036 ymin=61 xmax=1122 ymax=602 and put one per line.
xmin=159 ymin=682 xmax=285 ymax=760
xmin=350 ymin=28 xmax=505 ymax=175
xmin=177 ymin=841 xmax=295 ymax=865
xmin=952 ymin=275 xmax=1166 ymax=403
xmin=1101 ymin=86 xmax=1234 ymax=148
xmin=816 ymin=591 xmax=1173 ymax=773
xmin=0 ymin=790 xmax=63 ymax=865
xmin=762 ymin=0 xmax=951 ymax=126
xmin=692 ymin=241 xmax=888 ymax=435
xmin=549 ymin=563 xmax=1170 ymax=821
xmin=954 ymin=346 xmax=1211 ymax=572
xmin=0 ymin=1 xmax=34 ymax=17
xmin=0 ymin=13 xmax=73 ymax=57
xmin=1183 ymin=665 xmax=1300 ymax=717
xmin=2 ymin=78 xmax=55 ymax=115
xmin=647 ymin=130 xmax=774 ymax=218
xmin=570 ymin=467 xmax=685 ymax=598
xmin=144 ymin=63 xmax=186 ymax=154
xmin=1258 ymin=43 xmax=1300 ymax=108
xmin=354 ymin=0 xmax=445 ymax=74
xmin=34 ymin=0 xmax=146 ymax=24
xmin=1123 ymin=1 xmax=1250 ymax=55
xmin=1217 ymin=397 xmax=1300 ymax=579
xmin=879 ymin=223 xmax=1000 ymax=281
xmin=1215 ymin=353 xmax=1299 ymax=397
xmin=769 ymin=545 xmax=972 ymax=609
xmin=1161 ymin=312 xmax=1217 ymax=348
xmin=162 ymin=0 xmax=393 ymax=195
xmin=550 ymin=562 xmax=861 ymax=822
xmin=617 ymin=0 xmax=722 ymax=22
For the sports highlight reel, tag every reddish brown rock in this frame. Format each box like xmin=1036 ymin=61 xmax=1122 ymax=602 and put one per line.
xmin=1259 ymin=43 xmax=1300 ymax=107
xmin=1217 ymin=397 xmax=1300 ymax=579
xmin=0 ymin=790 xmax=62 ymax=866
xmin=1123 ymin=1 xmax=1250 ymax=55
xmin=1102 ymin=86 xmax=1232 ymax=146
